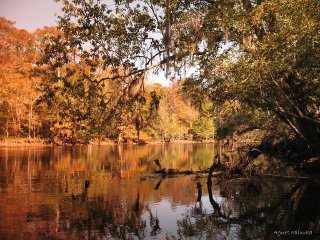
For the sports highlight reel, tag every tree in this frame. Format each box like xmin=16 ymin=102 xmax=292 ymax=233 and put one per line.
xmin=0 ymin=17 xmax=41 ymax=139
xmin=189 ymin=0 xmax=320 ymax=153
xmin=192 ymin=116 xmax=215 ymax=140
xmin=152 ymin=83 xmax=198 ymax=140
xmin=48 ymin=0 xmax=319 ymax=151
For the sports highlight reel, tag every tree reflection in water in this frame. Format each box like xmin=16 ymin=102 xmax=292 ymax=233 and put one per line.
xmin=59 ymin=187 xmax=148 ymax=239
xmin=0 ymin=146 xmax=319 ymax=239
xmin=53 ymin=177 xmax=320 ymax=239
xmin=176 ymin=177 xmax=320 ymax=240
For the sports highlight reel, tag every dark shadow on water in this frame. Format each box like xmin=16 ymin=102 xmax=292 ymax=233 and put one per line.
xmin=176 ymin=178 xmax=320 ymax=240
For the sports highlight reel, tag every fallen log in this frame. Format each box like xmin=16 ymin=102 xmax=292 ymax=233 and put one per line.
xmin=148 ymin=148 xmax=262 ymax=179
xmin=152 ymin=168 xmax=206 ymax=175
xmin=142 ymin=169 xmax=224 ymax=179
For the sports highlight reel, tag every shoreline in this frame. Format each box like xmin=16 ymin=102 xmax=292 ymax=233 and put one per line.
xmin=0 ymin=138 xmax=52 ymax=147
xmin=0 ymin=138 xmax=216 ymax=147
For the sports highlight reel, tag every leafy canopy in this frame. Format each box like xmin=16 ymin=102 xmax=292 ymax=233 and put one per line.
xmin=42 ymin=0 xmax=320 ymax=150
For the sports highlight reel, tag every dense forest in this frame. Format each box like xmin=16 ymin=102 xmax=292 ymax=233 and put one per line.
xmin=0 ymin=0 xmax=319 ymax=155
xmin=0 ymin=17 xmax=215 ymax=143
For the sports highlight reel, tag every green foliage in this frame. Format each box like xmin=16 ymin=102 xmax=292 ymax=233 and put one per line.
xmin=192 ymin=117 xmax=215 ymax=140
xmin=1 ymin=0 xmax=319 ymax=149
xmin=151 ymin=83 xmax=199 ymax=140
xmin=181 ymin=0 xmax=320 ymax=151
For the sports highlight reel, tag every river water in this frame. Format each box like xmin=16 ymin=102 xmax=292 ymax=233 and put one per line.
xmin=0 ymin=144 xmax=319 ymax=239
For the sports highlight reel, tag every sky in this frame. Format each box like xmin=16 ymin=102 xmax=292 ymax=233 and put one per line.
xmin=0 ymin=0 xmax=61 ymax=32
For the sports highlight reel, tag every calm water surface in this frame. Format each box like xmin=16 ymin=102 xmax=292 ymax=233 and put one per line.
xmin=0 ymin=144 xmax=319 ymax=240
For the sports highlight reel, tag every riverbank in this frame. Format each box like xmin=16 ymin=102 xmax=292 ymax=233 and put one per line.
xmin=91 ymin=139 xmax=216 ymax=145
xmin=0 ymin=138 xmax=52 ymax=147
xmin=0 ymin=138 xmax=215 ymax=147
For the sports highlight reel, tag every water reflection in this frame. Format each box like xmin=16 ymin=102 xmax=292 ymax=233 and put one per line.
xmin=176 ymin=178 xmax=320 ymax=239
xmin=0 ymin=144 xmax=319 ymax=239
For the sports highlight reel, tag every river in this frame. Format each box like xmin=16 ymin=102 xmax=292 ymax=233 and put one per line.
xmin=0 ymin=144 xmax=319 ymax=239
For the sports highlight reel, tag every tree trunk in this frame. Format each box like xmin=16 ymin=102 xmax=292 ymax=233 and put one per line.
xmin=6 ymin=119 xmax=9 ymax=138
xmin=28 ymin=102 xmax=32 ymax=140
xmin=135 ymin=116 xmax=141 ymax=143
xmin=17 ymin=115 xmax=20 ymax=138
xmin=137 ymin=128 xmax=140 ymax=143
xmin=276 ymin=110 xmax=320 ymax=154
xmin=295 ymin=117 xmax=320 ymax=154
